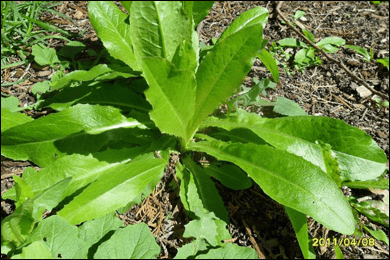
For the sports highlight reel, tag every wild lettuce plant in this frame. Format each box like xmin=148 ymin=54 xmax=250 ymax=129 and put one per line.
xmin=1 ymin=1 xmax=388 ymax=259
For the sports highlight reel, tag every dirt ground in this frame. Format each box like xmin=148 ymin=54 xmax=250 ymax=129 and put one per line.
xmin=1 ymin=1 xmax=389 ymax=259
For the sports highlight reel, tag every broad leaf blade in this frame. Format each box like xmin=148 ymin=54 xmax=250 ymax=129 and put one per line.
xmin=190 ymin=24 xmax=263 ymax=135
xmin=11 ymin=241 xmax=54 ymax=259
xmin=140 ymin=57 xmax=196 ymax=141
xmin=130 ymin=1 xmax=192 ymax=62
xmin=1 ymin=104 xmax=145 ymax=167
xmin=57 ymin=154 xmax=166 ymax=225
xmin=88 ymin=1 xmax=138 ymax=70
xmin=26 ymin=216 xmax=88 ymax=259
xmin=188 ymin=136 xmax=356 ymax=235
xmin=94 ymin=223 xmax=160 ymax=259
xmin=200 ymin=111 xmax=387 ymax=181
xmin=1 ymin=108 xmax=33 ymax=132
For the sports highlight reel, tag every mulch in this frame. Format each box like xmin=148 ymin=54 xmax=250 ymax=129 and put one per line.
xmin=1 ymin=1 xmax=389 ymax=259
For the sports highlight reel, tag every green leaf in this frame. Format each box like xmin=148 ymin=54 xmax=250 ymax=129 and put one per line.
xmin=284 ymin=206 xmax=316 ymax=259
xmin=1 ymin=104 xmax=145 ymax=167
xmin=50 ymin=64 xmax=139 ymax=91
xmin=192 ymin=1 xmax=215 ymax=26
xmin=32 ymin=177 xmax=72 ymax=220
xmin=88 ymin=1 xmax=138 ymax=70
xmin=171 ymin=40 xmax=197 ymax=71
xmin=130 ymin=1 xmax=192 ymax=62
xmin=293 ymin=10 xmax=305 ymax=20
xmin=257 ymin=48 xmax=279 ymax=82
xmin=316 ymin=37 xmax=345 ymax=47
xmin=273 ymin=97 xmax=307 ymax=116
xmin=317 ymin=141 xmax=342 ymax=187
xmin=11 ymin=241 xmax=54 ymax=259
xmin=3 ymin=146 xmax=153 ymax=203
xmin=342 ymin=179 xmax=389 ymax=190
xmin=334 ymin=243 xmax=344 ymax=259
xmin=217 ymin=7 xmax=269 ymax=43
xmin=204 ymin=162 xmax=252 ymax=190
xmin=32 ymin=44 xmax=60 ymax=66
xmin=1 ymin=108 xmax=33 ymax=132
xmin=278 ymin=38 xmax=308 ymax=48
xmin=183 ymin=212 xmax=219 ymax=247
xmin=195 ymin=243 xmax=258 ymax=259
xmin=78 ymin=213 xmax=124 ymax=249
xmin=94 ymin=223 xmax=160 ymax=259
xmin=57 ymin=153 xmax=166 ymax=225
xmin=14 ymin=175 xmax=34 ymax=208
xmin=1 ymin=200 xmax=35 ymax=247
xmin=41 ymin=82 xmax=151 ymax=112
xmin=58 ymin=41 xmax=85 ymax=59
xmin=183 ymin=157 xmax=229 ymax=223
xmin=190 ymin=23 xmax=264 ymax=135
xmin=174 ymin=239 xmax=209 ymax=259
xmin=188 ymin=136 xmax=356 ymax=235
xmin=302 ymin=29 xmax=315 ymax=43
xmin=364 ymin=226 xmax=389 ymax=245
xmin=344 ymin=45 xmax=370 ymax=59
xmin=349 ymin=198 xmax=389 ymax=227
xmin=200 ymin=111 xmax=387 ymax=182
xmin=376 ymin=57 xmax=389 ymax=70
xmin=140 ymin=57 xmax=196 ymax=141
xmin=1 ymin=96 xmax=19 ymax=112
xmin=319 ymin=44 xmax=340 ymax=54
xmin=26 ymin=216 xmax=88 ymax=259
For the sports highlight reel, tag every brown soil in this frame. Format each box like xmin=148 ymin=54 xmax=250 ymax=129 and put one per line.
xmin=1 ymin=1 xmax=389 ymax=259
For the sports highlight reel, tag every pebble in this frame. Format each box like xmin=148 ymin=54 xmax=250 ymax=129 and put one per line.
xmin=356 ymin=85 xmax=372 ymax=98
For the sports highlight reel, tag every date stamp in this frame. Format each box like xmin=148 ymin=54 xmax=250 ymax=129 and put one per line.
xmin=313 ymin=237 xmax=375 ymax=247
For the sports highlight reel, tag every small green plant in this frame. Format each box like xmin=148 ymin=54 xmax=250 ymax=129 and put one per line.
xmin=1 ymin=2 xmax=388 ymax=259
xmin=1 ymin=1 xmax=78 ymax=71
xmin=345 ymin=45 xmax=374 ymax=61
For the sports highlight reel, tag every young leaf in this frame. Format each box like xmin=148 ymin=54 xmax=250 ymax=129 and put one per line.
xmin=278 ymin=38 xmax=308 ymax=48
xmin=88 ymin=1 xmax=139 ymax=70
xmin=302 ymin=29 xmax=315 ymax=43
xmin=273 ymin=97 xmax=307 ymax=116
xmin=190 ymin=23 xmax=264 ymax=135
xmin=57 ymin=153 xmax=166 ymax=225
xmin=376 ymin=57 xmax=389 ymax=70
xmin=183 ymin=212 xmax=219 ymax=247
xmin=200 ymin=110 xmax=387 ymax=182
xmin=284 ymin=206 xmax=316 ymax=259
xmin=1 ymin=96 xmax=20 ymax=112
xmin=140 ymin=57 xmax=196 ymax=141
xmin=1 ymin=200 xmax=35 ymax=247
xmin=364 ymin=226 xmax=389 ymax=245
xmin=188 ymin=136 xmax=356 ymax=235
xmin=344 ymin=45 xmax=370 ymax=60
xmin=1 ymin=104 xmax=145 ymax=167
xmin=183 ymin=157 xmax=229 ymax=223
xmin=25 ymin=215 xmax=88 ymax=259
xmin=257 ymin=48 xmax=279 ymax=82
xmin=130 ymin=1 xmax=192 ymax=62
xmin=32 ymin=44 xmax=60 ymax=66
xmin=342 ymin=179 xmax=389 ymax=190
xmin=94 ymin=223 xmax=160 ymax=259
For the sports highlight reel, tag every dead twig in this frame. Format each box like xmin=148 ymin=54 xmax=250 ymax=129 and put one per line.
xmin=275 ymin=1 xmax=388 ymax=100
xmin=241 ymin=217 xmax=267 ymax=259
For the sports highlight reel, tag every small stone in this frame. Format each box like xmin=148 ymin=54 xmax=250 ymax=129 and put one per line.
xmin=326 ymin=72 xmax=331 ymax=77
xmin=356 ymin=85 xmax=372 ymax=98
xmin=74 ymin=10 xmax=83 ymax=20
xmin=350 ymin=82 xmax=359 ymax=90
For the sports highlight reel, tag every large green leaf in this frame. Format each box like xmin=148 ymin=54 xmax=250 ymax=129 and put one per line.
xmin=190 ymin=23 xmax=263 ymax=136
xmin=25 ymin=216 xmax=88 ymax=259
xmin=140 ymin=57 xmax=196 ymax=141
xmin=1 ymin=108 xmax=33 ymax=132
xmin=94 ymin=223 xmax=160 ymax=259
xmin=42 ymin=82 xmax=151 ymax=112
xmin=88 ymin=1 xmax=139 ymax=70
xmin=11 ymin=241 xmax=54 ymax=259
xmin=200 ymin=111 xmax=387 ymax=181
xmin=130 ymin=1 xmax=192 ymax=62
xmin=57 ymin=153 xmax=166 ymax=225
xmin=188 ymin=136 xmax=356 ymax=235
xmin=1 ymin=104 xmax=145 ymax=167
xmin=191 ymin=1 xmax=215 ymax=26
